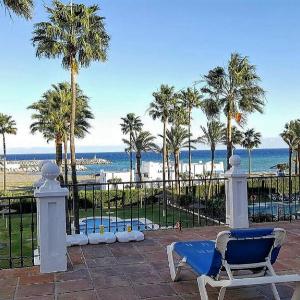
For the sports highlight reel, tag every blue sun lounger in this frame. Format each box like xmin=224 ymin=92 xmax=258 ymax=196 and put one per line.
xmin=167 ymin=228 xmax=300 ymax=300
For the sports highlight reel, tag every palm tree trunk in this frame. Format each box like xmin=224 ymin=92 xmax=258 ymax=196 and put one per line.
xmin=208 ymin=147 xmax=215 ymax=198
xmin=289 ymin=147 xmax=292 ymax=202
xmin=166 ymin=150 xmax=170 ymax=182
xmin=55 ymin=134 xmax=64 ymax=185
xmin=2 ymin=133 xmax=6 ymax=192
xmin=248 ymin=149 xmax=251 ymax=175
xmin=298 ymin=144 xmax=300 ymax=175
xmin=226 ymin=115 xmax=232 ymax=170
xmin=162 ymin=120 xmax=167 ymax=216
xmin=294 ymin=152 xmax=298 ymax=175
xmin=130 ymin=131 xmax=133 ymax=184
xmin=188 ymin=108 xmax=191 ymax=188
xmin=64 ymin=135 xmax=68 ymax=185
xmin=174 ymin=151 xmax=179 ymax=191
xmin=136 ymin=152 xmax=142 ymax=182
xmin=70 ymin=59 xmax=80 ymax=233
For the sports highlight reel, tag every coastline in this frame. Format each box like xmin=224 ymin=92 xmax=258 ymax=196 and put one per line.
xmin=0 ymin=172 xmax=95 ymax=191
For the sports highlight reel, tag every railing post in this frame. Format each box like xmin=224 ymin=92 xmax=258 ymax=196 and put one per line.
xmin=225 ymin=155 xmax=249 ymax=228
xmin=34 ymin=162 xmax=69 ymax=273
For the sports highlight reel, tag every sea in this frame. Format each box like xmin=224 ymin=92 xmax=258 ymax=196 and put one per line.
xmin=5 ymin=148 xmax=289 ymax=175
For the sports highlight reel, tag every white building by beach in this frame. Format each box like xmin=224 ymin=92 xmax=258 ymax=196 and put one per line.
xmin=96 ymin=170 xmax=135 ymax=190
xmin=96 ymin=161 xmax=224 ymax=187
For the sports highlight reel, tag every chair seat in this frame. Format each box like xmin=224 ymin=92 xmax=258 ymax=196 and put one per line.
xmin=174 ymin=240 xmax=222 ymax=276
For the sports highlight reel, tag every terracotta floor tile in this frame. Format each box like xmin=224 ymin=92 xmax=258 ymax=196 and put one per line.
xmin=0 ymin=285 xmax=16 ymax=300
xmin=15 ymin=283 xmax=54 ymax=298
xmin=134 ymin=283 xmax=177 ymax=299
xmin=19 ymin=273 xmax=54 ymax=285
xmin=16 ymin=296 xmax=55 ymax=300
xmin=170 ymin=281 xmax=199 ymax=295
xmin=86 ymin=256 xmax=117 ymax=268
xmin=97 ymin=286 xmax=139 ymax=300
xmin=0 ymin=277 xmax=18 ymax=288
xmin=56 ymin=278 xmax=93 ymax=294
xmin=93 ymin=274 xmax=130 ymax=288
xmin=55 ymin=269 xmax=90 ymax=282
xmin=57 ymin=290 xmax=98 ymax=300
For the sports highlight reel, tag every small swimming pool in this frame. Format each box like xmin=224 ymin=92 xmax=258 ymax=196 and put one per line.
xmin=249 ymin=202 xmax=300 ymax=216
xmin=79 ymin=217 xmax=155 ymax=234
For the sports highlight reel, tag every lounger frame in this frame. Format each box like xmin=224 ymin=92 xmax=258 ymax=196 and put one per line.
xmin=167 ymin=228 xmax=300 ymax=300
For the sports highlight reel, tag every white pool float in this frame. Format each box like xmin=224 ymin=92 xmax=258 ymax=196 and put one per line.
xmin=88 ymin=232 xmax=116 ymax=244
xmin=115 ymin=230 xmax=144 ymax=243
xmin=66 ymin=234 xmax=89 ymax=247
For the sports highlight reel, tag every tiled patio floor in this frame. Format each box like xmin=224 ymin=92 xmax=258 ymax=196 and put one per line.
xmin=1 ymin=221 xmax=300 ymax=299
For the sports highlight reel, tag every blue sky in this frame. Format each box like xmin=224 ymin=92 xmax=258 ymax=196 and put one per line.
xmin=0 ymin=0 xmax=299 ymax=153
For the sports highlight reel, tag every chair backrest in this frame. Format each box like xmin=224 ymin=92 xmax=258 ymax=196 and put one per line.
xmin=215 ymin=228 xmax=286 ymax=265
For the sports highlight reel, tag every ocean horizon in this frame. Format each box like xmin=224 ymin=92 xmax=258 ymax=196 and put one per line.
xmin=2 ymin=148 xmax=290 ymax=175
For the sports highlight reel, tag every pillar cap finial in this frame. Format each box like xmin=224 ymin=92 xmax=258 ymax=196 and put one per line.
xmin=226 ymin=155 xmax=245 ymax=177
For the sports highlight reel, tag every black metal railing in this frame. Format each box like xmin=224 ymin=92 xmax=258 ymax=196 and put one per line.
xmin=0 ymin=195 xmax=37 ymax=269
xmin=1 ymin=175 xmax=300 ymax=270
xmin=65 ymin=178 xmax=227 ymax=234
xmin=247 ymin=175 xmax=300 ymax=222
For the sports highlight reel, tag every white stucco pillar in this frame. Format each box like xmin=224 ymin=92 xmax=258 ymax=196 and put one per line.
xmin=34 ymin=162 xmax=69 ymax=273
xmin=225 ymin=155 xmax=249 ymax=228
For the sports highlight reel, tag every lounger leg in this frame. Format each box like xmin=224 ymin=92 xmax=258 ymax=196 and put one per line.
xmin=271 ymin=283 xmax=280 ymax=300
xmin=218 ymin=287 xmax=226 ymax=300
xmin=291 ymin=283 xmax=300 ymax=300
xmin=197 ymin=276 xmax=209 ymax=300
xmin=167 ymin=244 xmax=181 ymax=281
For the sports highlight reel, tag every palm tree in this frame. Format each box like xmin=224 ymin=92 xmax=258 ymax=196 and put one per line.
xmin=165 ymin=126 xmax=194 ymax=188
xmin=120 ymin=113 xmax=143 ymax=184
xmin=281 ymin=121 xmax=300 ymax=177
xmin=221 ymin=125 xmax=243 ymax=153
xmin=285 ymin=119 xmax=300 ymax=174
xmin=0 ymin=114 xmax=17 ymax=192
xmin=179 ymin=87 xmax=202 ymax=183
xmin=241 ymin=128 xmax=262 ymax=174
xmin=198 ymin=120 xmax=224 ymax=195
xmin=32 ymin=1 xmax=109 ymax=231
xmin=1 ymin=0 xmax=33 ymax=19
xmin=201 ymin=53 xmax=265 ymax=169
xmin=280 ymin=122 xmax=299 ymax=203
xmin=148 ymin=84 xmax=177 ymax=215
xmin=28 ymin=82 xmax=93 ymax=184
xmin=123 ymin=131 xmax=159 ymax=183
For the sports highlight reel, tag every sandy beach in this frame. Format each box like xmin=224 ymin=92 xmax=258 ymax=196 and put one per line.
xmin=0 ymin=172 xmax=95 ymax=191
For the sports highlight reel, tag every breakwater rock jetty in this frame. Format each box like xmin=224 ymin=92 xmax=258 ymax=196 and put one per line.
xmin=0 ymin=157 xmax=111 ymax=173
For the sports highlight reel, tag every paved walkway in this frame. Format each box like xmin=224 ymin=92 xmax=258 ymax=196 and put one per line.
xmin=1 ymin=221 xmax=300 ymax=299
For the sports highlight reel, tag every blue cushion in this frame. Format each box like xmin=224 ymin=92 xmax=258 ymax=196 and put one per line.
xmin=174 ymin=241 xmax=222 ymax=276
xmin=226 ymin=228 xmax=277 ymax=265
xmin=225 ymin=238 xmax=275 ymax=264
xmin=230 ymin=228 xmax=274 ymax=239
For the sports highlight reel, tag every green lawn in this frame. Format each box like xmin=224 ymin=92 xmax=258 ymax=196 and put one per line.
xmin=0 ymin=202 xmax=219 ymax=269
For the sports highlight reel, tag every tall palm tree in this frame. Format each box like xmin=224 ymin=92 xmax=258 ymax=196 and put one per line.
xmin=201 ymin=53 xmax=265 ymax=169
xmin=280 ymin=122 xmax=299 ymax=203
xmin=198 ymin=120 xmax=224 ymax=195
xmin=165 ymin=126 xmax=195 ymax=187
xmin=120 ymin=113 xmax=143 ymax=184
xmin=148 ymin=84 xmax=177 ymax=215
xmin=241 ymin=128 xmax=262 ymax=174
xmin=179 ymin=87 xmax=202 ymax=183
xmin=32 ymin=0 xmax=109 ymax=231
xmin=0 ymin=114 xmax=17 ymax=192
xmin=280 ymin=121 xmax=300 ymax=177
xmin=123 ymin=131 xmax=159 ymax=183
xmin=28 ymin=82 xmax=93 ymax=184
xmin=1 ymin=0 xmax=33 ymax=19
xmin=286 ymin=119 xmax=300 ymax=174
